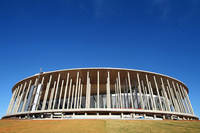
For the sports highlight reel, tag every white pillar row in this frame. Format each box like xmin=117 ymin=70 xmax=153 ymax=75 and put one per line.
xmin=41 ymin=75 xmax=52 ymax=110
xmin=21 ymin=80 xmax=32 ymax=112
xmin=7 ymin=87 xmax=17 ymax=114
xmin=182 ymin=87 xmax=194 ymax=115
xmin=70 ymin=85 xmax=75 ymax=109
xmin=176 ymin=84 xmax=187 ymax=113
xmin=76 ymin=78 xmax=81 ymax=108
xmin=97 ymin=71 xmax=100 ymax=109
xmin=48 ymin=81 xmax=56 ymax=110
xmin=149 ymin=81 xmax=156 ymax=110
xmin=62 ymin=73 xmax=69 ymax=109
xmin=166 ymin=85 xmax=174 ymax=112
xmin=53 ymin=74 xmax=61 ymax=109
xmin=13 ymin=84 xmax=23 ymax=113
xmin=67 ymin=79 xmax=72 ymax=109
xmin=153 ymin=76 xmax=163 ymax=111
xmin=106 ymin=71 xmax=111 ymax=108
xmin=16 ymin=82 xmax=27 ymax=112
xmin=175 ymin=83 xmax=185 ymax=113
xmin=116 ymin=79 xmax=121 ymax=108
xmin=167 ymin=80 xmax=178 ymax=112
xmin=36 ymin=76 xmax=45 ymax=110
xmin=172 ymin=81 xmax=183 ymax=113
xmin=74 ymin=72 xmax=79 ymax=108
xmin=127 ymin=72 xmax=134 ymax=109
xmin=117 ymin=72 xmax=123 ymax=108
xmin=144 ymin=86 xmax=150 ymax=110
xmin=179 ymin=85 xmax=190 ymax=114
xmin=58 ymin=80 xmax=64 ymax=109
xmin=79 ymin=84 xmax=83 ymax=108
xmin=136 ymin=73 xmax=144 ymax=109
xmin=160 ymin=78 xmax=170 ymax=111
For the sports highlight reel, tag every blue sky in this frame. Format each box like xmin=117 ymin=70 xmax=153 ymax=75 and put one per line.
xmin=0 ymin=0 xmax=200 ymax=118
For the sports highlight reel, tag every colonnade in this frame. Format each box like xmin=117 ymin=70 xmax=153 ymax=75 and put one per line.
xmin=6 ymin=69 xmax=195 ymax=118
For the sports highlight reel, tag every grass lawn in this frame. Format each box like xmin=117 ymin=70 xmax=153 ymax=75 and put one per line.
xmin=0 ymin=119 xmax=200 ymax=133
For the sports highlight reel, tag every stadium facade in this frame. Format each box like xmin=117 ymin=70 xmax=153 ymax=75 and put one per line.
xmin=3 ymin=68 xmax=198 ymax=120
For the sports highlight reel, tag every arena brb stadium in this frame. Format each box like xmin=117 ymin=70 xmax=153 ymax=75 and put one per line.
xmin=3 ymin=68 xmax=198 ymax=120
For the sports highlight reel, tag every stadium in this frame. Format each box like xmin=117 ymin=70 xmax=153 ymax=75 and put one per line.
xmin=2 ymin=68 xmax=198 ymax=120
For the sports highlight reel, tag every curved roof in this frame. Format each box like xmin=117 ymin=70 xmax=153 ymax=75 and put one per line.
xmin=11 ymin=67 xmax=189 ymax=93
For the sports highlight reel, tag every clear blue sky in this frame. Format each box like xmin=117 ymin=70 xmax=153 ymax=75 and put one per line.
xmin=0 ymin=0 xmax=200 ymax=118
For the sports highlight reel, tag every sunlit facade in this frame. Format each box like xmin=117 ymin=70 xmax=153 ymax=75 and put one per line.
xmin=3 ymin=68 xmax=198 ymax=120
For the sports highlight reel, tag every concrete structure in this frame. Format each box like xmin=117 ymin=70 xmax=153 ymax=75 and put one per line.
xmin=2 ymin=68 xmax=198 ymax=120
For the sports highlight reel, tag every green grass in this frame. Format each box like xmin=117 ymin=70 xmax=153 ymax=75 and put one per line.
xmin=0 ymin=119 xmax=200 ymax=133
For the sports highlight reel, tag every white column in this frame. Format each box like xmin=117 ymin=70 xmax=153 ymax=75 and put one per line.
xmin=10 ymin=86 xmax=20 ymax=114
xmin=106 ymin=71 xmax=111 ymax=108
xmin=21 ymin=80 xmax=32 ymax=112
xmin=13 ymin=84 xmax=23 ymax=113
xmin=137 ymin=73 xmax=144 ymax=109
xmin=62 ymin=73 xmax=69 ymax=109
xmin=74 ymin=72 xmax=79 ymax=108
xmin=70 ymin=85 xmax=75 ymax=109
xmin=176 ymin=84 xmax=187 ymax=113
xmin=16 ymin=82 xmax=27 ymax=112
xmin=182 ymin=87 xmax=194 ymax=114
xmin=127 ymin=72 xmax=133 ymax=108
xmin=48 ymin=81 xmax=56 ymax=110
xmin=36 ymin=76 xmax=45 ymax=110
xmin=172 ymin=81 xmax=182 ymax=113
xmin=41 ymin=75 xmax=52 ymax=110
xmin=53 ymin=74 xmax=61 ymax=109
xmin=58 ymin=80 xmax=64 ymax=109
xmin=67 ymin=79 xmax=72 ymax=109
xmin=7 ymin=88 xmax=17 ymax=114
xmin=86 ymin=72 xmax=91 ymax=108
xmin=149 ymin=81 xmax=156 ymax=110
xmin=146 ymin=75 xmax=155 ymax=110
xmin=179 ymin=85 xmax=190 ymax=114
xmin=167 ymin=80 xmax=178 ymax=112
xmin=153 ymin=76 xmax=163 ymax=111
xmin=79 ymin=84 xmax=83 ymax=108
xmin=97 ymin=71 xmax=100 ymax=108
xmin=117 ymin=72 xmax=123 ymax=108
xmin=160 ymin=78 xmax=170 ymax=111
xmin=77 ymin=78 xmax=81 ymax=108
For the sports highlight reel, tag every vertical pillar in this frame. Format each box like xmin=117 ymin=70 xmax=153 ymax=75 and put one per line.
xmin=117 ymin=72 xmax=123 ymax=108
xmin=62 ymin=73 xmax=69 ymax=109
xmin=86 ymin=72 xmax=90 ymax=108
xmin=137 ymin=73 xmax=144 ymax=109
xmin=179 ymin=85 xmax=190 ymax=113
xmin=16 ymin=82 xmax=27 ymax=112
xmin=149 ymin=81 xmax=156 ymax=110
xmin=21 ymin=80 xmax=32 ymax=112
xmin=106 ymin=71 xmax=111 ymax=108
xmin=74 ymin=72 xmax=79 ymax=108
xmin=58 ymin=80 xmax=64 ymax=109
xmin=7 ymin=88 xmax=17 ymax=114
xmin=70 ymin=85 xmax=75 ymax=109
xmin=48 ymin=81 xmax=56 ymax=110
xmin=10 ymin=86 xmax=20 ymax=114
xmin=167 ymin=80 xmax=178 ymax=112
xmin=142 ymin=81 xmax=150 ymax=110
xmin=153 ymin=76 xmax=163 ymax=111
xmin=183 ymin=88 xmax=194 ymax=114
xmin=160 ymin=78 xmax=170 ymax=111
xmin=13 ymin=84 xmax=23 ymax=113
xmin=79 ymin=84 xmax=83 ymax=108
xmin=146 ymin=75 xmax=155 ymax=110
xmin=97 ymin=71 xmax=100 ymax=108
xmin=172 ymin=81 xmax=182 ymax=113
xmin=53 ymin=74 xmax=61 ymax=109
xmin=176 ymin=84 xmax=187 ymax=113
xmin=127 ymin=72 xmax=134 ymax=108
xmin=41 ymin=75 xmax=52 ymax=110
xmin=77 ymin=78 xmax=81 ymax=108
xmin=36 ymin=76 xmax=45 ymax=110
xmin=67 ymin=79 xmax=72 ymax=109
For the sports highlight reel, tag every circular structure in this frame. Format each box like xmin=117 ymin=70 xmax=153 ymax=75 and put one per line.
xmin=3 ymin=68 xmax=198 ymax=120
